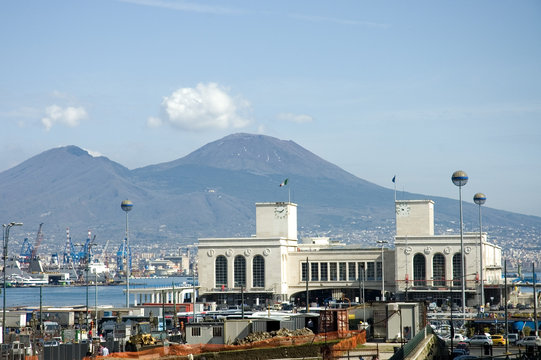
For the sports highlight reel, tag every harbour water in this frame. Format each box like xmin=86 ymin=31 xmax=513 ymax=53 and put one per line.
xmin=2 ymin=276 xmax=191 ymax=308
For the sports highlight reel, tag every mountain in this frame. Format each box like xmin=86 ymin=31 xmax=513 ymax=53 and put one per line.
xmin=0 ymin=134 xmax=540 ymax=258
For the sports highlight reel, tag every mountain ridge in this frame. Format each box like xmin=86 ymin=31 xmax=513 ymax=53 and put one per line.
xmin=0 ymin=133 xmax=539 ymax=256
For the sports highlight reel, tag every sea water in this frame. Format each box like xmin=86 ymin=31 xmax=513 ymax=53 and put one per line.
xmin=2 ymin=276 xmax=191 ymax=308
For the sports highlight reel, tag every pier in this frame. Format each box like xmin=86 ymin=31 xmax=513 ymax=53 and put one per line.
xmin=128 ymin=285 xmax=197 ymax=306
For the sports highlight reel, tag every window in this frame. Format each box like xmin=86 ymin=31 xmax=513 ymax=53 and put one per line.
xmin=252 ymin=255 xmax=265 ymax=288
xmin=413 ymin=254 xmax=426 ymax=286
xmin=234 ymin=255 xmax=246 ymax=287
xmin=311 ymin=262 xmax=319 ymax=281
xmin=320 ymin=263 xmax=328 ymax=281
xmin=376 ymin=262 xmax=382 ymax=280
xmin=433 ymin=253 xmax=446 ymax=286
xmin=348 ymin=262 xmax=356 ymax=281
xmin=367 ymin=262 xmax=375 ymax=281
xmin=213 ymin=326 xmax=223 ymax=337
xmin=339 ymin=262 xmax=347 ymax=281
xmin=302 ymin=262 xmax=308 ymax=282
xmin=453 ymin=253 xmax=463 ymax=287
xmin=191 ymin=327 xmax=201 ymax=336
xmin=330 ymin=263 xmax=337 ymax=281
xmin=215 ymin=256 xmax=227 ymax=287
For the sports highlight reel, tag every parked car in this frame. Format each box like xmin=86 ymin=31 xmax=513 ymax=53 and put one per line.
xmin=467 ymin=334 xmax=493 ymax=346
xmin=445 ymin=334 xmax=469 ymax=345
xmin=491 ymin=335 xmax=506 ymax=346
xmin=517 ymin=336 xmax=541 ymax=347
xmin=43 ymin=340 xmax=60 ymax=347
xmin=507 ymin=333 xmax=519 ymax=345
xmin=453 ymin=356 xmax=479 ymax=360
xmin=452 ymin=341 xmax=470 ymax=357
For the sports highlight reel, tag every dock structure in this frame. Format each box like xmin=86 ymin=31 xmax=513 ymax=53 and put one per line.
xmin=127 ymin=285 xmax=197 ymax=306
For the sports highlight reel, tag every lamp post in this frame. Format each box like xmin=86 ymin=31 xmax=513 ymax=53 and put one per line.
xmin=452 ymin=170 xmax=468 ymax=315
xmin=2 ymin=222 xmax=23 ymax=343
xmin=473 ymin=192 xmax=486 ymax=314
xmin=305 ymin=257 xmax=309 ymax=313
xmin=359 ymin=263 xmax=366 ymax=323
xmin=94 ymin=269 xmax=98 ymax=338
xmin=504 ymin=259 xmax=509 ymax=353
xmin=377 ymin=240 xmax=388 ymax=301
xmin=86 ymin=252 xmax=90 ymax=332
xmin=448 ymin=295 xmax=454 ymax=350
xmin=121 ymin=200 xmax=133 ymax=308
xmin=192 ymin=254 xmax=196 ymax=324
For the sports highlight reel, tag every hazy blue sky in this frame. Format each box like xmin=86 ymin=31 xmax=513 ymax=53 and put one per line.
xmin=1 ymin=1 xmax=540 ymax=217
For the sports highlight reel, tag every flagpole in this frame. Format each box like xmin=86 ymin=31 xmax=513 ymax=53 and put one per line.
xmin=392 ymin=175 xmax=397 ymax=202
xmin=280 ymin=178 xmax=290 ymax=203
xmin=288 ymin=187 xmax=291 ymax=203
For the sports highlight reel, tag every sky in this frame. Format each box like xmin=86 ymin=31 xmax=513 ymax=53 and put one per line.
xmin=1 ymin=0 xmax=540 ymax=217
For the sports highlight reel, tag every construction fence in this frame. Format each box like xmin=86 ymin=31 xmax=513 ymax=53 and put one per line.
xmin=83 ymin=330 xmax=366 ymax=359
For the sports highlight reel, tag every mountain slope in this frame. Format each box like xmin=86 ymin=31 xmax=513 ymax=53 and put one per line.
xmin=0 ymin=134 xmax=539 ymax=256
xmin=137 ymin=133 xmax=369 ymax=182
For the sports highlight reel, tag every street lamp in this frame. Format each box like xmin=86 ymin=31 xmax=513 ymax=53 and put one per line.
xmin=452 ymin=170 xmax=468 ymax=315
xmin=473 ymin=192 xmax=486 ymax=313
xmin=3 ymin=222 xmax=23 ymax=343
xmin=377 ymin=240 xmax=388 ymax=301
xmin=359 ymin=263 xmax=366 ymax=323
xmin=121 ymin=200 xmax=133 ymax=308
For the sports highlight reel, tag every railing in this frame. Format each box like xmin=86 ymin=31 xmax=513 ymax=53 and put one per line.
xmin=397 ymin=278 xmax=481 ymax=290
xmin=388 ymin=325 xmax=435 ymax=360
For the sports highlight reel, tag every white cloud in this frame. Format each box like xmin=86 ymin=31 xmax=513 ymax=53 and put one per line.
xmin=117 ymin=0 xmax=242 ymax=15
xmin=277 ymin=112 xmax=313 ymax=123
xmin=83 ymin=148 xmax=103 ymax=158
xmin=147 ymin=116 xmax=163 ymax=128
xmin=288 ymin=13 xmax=390 ymax=28
xmin=159 ymin=83 xmax=251 ymax=131
xmin=41 ymin=105 xmax=87 ymax=131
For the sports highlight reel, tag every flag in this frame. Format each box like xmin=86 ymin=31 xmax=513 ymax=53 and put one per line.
xmin=279 ymin=178 xmax=289 ymax=187
xmin=392 ymin=175 xmax=396 ymax=183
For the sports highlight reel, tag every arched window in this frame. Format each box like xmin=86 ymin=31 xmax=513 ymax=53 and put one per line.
xmin=452 ymin=253 xmax=464 ymax=287
xmin=252 ymin=255 xmax=265 ymax=288
xmin=433 ymin=253 xmax=446 ymax=287
xmin=413 ymin=253 xmax=426 ymax=286
xmin=215 ymin=255 xmax=227 ymax=287
xmin=234 ymin=255 xmax=246 ymax=287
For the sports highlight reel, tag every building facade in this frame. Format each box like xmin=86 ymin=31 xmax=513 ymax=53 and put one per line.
xmin=394 ymin=200 xmax=502 ymax=306
xmin=197 ymin=200 xmax=502 ymax=308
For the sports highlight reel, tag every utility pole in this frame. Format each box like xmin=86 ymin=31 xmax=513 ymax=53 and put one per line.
xmin=305 ymin=257 xmax=309 ymax=312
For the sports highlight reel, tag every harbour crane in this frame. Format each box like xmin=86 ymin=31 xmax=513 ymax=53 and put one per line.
xmin=31 ymin=223 xmax=44 ymax=260
xmin=63 ymin=228 xmax=76 ymax=265
xmin=19 ymin=223 xmax=44 ymax=265
xmin=101 ymin=239 xmax=110 ymax=267
xmin=19 ymin=238 xmax=33 ymax=264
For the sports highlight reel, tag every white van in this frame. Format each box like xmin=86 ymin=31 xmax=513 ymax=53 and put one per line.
xmin=507 ymin=333 xmax=519 ymax=345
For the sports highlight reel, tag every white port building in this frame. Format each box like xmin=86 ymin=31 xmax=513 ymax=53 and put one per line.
xmin=197 ymin=200 xmax=502 ymax=308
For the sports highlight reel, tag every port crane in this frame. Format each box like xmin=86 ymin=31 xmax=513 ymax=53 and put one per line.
xmin=19 ymin=223 xmax=44 ymax=264
xmin=116 ymin=237 xmax=132 ymax=273
xmin=75 ymin=231 xmax=97 ymax=282
xmin=101 ymin=239 xmax=110 ymax=267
